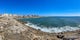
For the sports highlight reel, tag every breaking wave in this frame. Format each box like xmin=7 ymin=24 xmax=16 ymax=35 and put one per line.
xmin=25 ymin=22 xmax=80 ymax=33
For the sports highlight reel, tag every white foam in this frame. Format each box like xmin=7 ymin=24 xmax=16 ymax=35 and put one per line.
xmin=25 ymin=22 xmax=80 ymax=33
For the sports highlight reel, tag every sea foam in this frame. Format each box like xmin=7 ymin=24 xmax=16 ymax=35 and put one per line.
xmin=25 ymin=22 xmax=80 ymax=33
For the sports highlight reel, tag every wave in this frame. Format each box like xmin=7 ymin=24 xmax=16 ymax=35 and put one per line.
xmin=25 ymin=22 xmax=80 ymax=33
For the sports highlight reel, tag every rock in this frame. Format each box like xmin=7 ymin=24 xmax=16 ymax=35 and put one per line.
xmin=0 ymin=16 xmax=80 ymax=40
xmin=57 ymin=35 xmax=64 ymax=39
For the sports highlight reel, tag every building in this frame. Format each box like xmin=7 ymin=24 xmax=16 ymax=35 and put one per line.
xmin=1 ymin=13 xmax=17 ymax=17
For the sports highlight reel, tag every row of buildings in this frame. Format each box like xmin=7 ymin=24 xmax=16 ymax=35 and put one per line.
xmin=1 ymin=14 xmax=17 ymax=17
xmin=0 ymin=13 xmax=40 ymax=18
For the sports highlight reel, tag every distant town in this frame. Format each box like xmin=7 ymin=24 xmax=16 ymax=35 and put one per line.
xmin=0 ymin=13 xmax=41 ymax=19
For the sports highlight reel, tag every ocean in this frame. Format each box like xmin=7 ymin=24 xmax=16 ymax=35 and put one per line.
xmin=18 ymin=16 xmax=80 ymax=33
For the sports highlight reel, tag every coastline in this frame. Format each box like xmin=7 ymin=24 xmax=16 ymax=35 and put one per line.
xmin=0 ymin=16 xmax=80 ymax=40
xmin=21 ymin=19 xmax=80 ymax=40
xmin=17 ymin=17 xmax=80 ymax=33
xmin=18 ymin=18 xmax=80 ymax=40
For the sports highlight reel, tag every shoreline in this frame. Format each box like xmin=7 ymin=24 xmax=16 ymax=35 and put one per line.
xmin=22 ymin=21 xmax=80 ymax=40
xmin=21 ymin=21 xmax=80 ymax=33
xmin=17 ymin=17 xmax=80 ymax=33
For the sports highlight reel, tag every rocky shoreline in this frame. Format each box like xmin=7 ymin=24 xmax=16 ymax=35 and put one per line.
xmin=0 ymin=16 xmax=80 ymax=40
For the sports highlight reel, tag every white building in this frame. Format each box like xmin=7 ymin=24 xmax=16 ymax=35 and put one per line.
xmin=1 ymin=13 xmax=17 ymax=17
xmin=2 ymin=14 xmax=10 ymax=16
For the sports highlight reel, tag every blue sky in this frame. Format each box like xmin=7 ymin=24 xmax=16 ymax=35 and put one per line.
xmin=0 ymin=0 xmax=80 ymax=16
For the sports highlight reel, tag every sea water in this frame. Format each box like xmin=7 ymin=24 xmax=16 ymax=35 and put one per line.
xmin=18 ymin=16 xmax=80 ymax=33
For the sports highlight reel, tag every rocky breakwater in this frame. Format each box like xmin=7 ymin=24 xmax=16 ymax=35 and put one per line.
xmin=0 ymin=16 xmax=80 ymax=40
xmin=0 ymin=16 xmax=58 ymax=40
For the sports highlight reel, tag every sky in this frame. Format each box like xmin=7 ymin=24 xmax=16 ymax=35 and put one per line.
xmin=0 ymin=0 xmax=80 ymax=16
